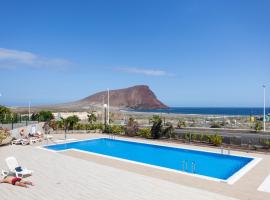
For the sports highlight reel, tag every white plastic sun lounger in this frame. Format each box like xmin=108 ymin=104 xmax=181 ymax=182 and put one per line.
xmin=5 ymin=157 xmax=33 ymax=178
xmin=44 ymin=134 xmax=53 ymax=140
xmin=11 ymin=139 xmax=30 ymax=145
xmin=1 ymin=169 xmax=9 ymax=178
xmin=29 ymin=137 xmax=40 ymax=144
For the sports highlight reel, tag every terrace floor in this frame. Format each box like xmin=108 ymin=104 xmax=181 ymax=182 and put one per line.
xmin=0 ymin=133 xmax=270 ymax=200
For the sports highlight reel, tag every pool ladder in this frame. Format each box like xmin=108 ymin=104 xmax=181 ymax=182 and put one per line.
xmin=108 ymin=134 xmax=115 ymax=139
xmin=220 ymin=147 xmax=231 ymax=155
xmin=182 ymin=160 xmax=196 ymax=173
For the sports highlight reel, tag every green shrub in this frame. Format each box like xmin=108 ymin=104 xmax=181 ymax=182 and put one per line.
xmin=103 ymin=124 xmax=125 ymax=134
xmin=0 ymin=105 xmax=20 ymax=123
xmin=74 ymin=123 xmax=86 ymax=130
xmin=50 ymin=121 xmax=104 ymax=131
xmin=83 ymin=124 xmax=91 ymax=130
xmin=210 ymin=134 xmax=222 ymax=146
xmin=125 ymin=117 xmax=139 ymax=136
xmin=0 ymin=105 xmax=11 ymax=123
xmin=184 ymin=133 xmax=190 ymax=141
xmin=32 ymin=110 xmax=54 ymax=122
xmin=263 ymin=140 xmax=270 ymax=149
xmin=88 ymin=123 xmax=104 ymax=130
xmin=86 ymin=124 xmax=92 ymax=130
xmin=254 ymin=121 xmax=263 ymax=132
xmin=210 ymin=122 xmax=222 ymax=128
xmin=111 ymin=125 xmax=125 ymax=134
xmin=137 ymin=128 xmax=151 ymax=139
xmin=0 ymin=128 xmax=10 ymax=144
xmin=56 ymin=120 xmax=64 ymax=129
xmin=103 ymin=125 xmax=111 ymax=133
xmin=191 ymin=133 xmax=198 ymax=142
xmin=163 ymin=122 xmax=175 ymax=138
xmin=177 ymin=120 xmax=186 ymax=128
xmin=199 ymin=134 xmax=204 ymax=142
xmin=96 ymin=123 xmax=104 ymax=130
xmin=204 ymin=135 xmax=211 ymax=143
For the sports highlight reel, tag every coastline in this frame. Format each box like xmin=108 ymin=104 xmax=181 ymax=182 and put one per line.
xmin=124 ymin=107 xmax=270 ymax=116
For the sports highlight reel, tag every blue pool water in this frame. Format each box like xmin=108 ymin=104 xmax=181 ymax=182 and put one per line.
xmin=45 ymin=138 xmax=253 ymax=180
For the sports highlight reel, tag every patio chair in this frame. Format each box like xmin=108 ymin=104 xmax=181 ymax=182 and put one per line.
xmin=5 ymin=157 xmax=33 ymax=178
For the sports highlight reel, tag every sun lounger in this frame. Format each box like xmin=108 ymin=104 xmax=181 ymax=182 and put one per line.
xmin=29 ymin=137 xmax=39 ymax=144
xmin=44 ymin=134 xmax=53 ymax=140
xmin=12 ymin=135 xmax=42 ymax=145
xmin=11 ymin=139 xmax=30 ymax=145
xmin=5 ymin=157 xmax=33 ymax=178
xmin=1 ymin=169 xmax=9 ymax=178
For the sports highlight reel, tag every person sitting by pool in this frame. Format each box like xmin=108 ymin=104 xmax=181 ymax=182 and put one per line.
xmin=34 ymin=131 xmax=43 ymax=138
xmin=0 ymin=176 xmax=34 ymax=188
xmin=19 ymin=129 xmax=28 ymax=139
xmin=28 ymin=131 xmax=43 ymax=142
xmin=28 ymin=132 xmax=35 ymax=137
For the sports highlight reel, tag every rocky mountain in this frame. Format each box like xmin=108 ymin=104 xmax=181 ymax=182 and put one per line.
xmin=77 ymin=85 xmax=168 ymax=110
xmin=12 ymin=85 xmax=168 ymax=112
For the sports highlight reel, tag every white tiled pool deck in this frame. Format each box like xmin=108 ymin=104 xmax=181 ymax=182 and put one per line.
xmin=258 ymin=174 xmax=270 ymax=193
xmin=1 ymin=133 xmax=270 ymax=200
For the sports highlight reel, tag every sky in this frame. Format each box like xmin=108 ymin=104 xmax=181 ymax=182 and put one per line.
xmin=0 ymin=0 xmax=270 ymax=107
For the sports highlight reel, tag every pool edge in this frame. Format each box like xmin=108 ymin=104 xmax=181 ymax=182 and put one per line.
xmin=40 ymin=137 xmax=261 ymax=184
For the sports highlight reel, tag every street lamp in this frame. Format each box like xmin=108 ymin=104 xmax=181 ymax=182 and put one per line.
xmin=263 ymin=85 xmax=266 ymax=132
xmin=0 ymin=92 xmax=2 ymax=122
xmin=0 ymin=93 xmax=2 ymax=105
xmin=107 ymin=88 xmax=110 ymax=125
xmin=28 ymin=101 xmax=31 ymax=121
xmin=104 ymin=104 xmax=107 ymax=128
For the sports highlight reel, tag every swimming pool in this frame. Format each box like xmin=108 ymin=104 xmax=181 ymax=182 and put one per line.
xmin=44 ymin=138 xmax=256 ymax=183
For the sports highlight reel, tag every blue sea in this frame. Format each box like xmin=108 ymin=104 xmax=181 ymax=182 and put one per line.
xmin=135 ymin=107 xmax=270 ymax=116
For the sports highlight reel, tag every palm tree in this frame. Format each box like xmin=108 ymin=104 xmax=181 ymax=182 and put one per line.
xmin=125 ymin=117 xmax=139 ymax=136
xmin=60 ymin=117 xmax=68 ymax=132
xmin=66 ymin=115 xmax=80 ymax=130
xmin=0 ymin=105 xmax=11 ymax=123
xmin=61 ymin=115 xmax=80 ymax=131
xmin=87 ymin=112 xmax=97 ymax=125
xmin=149 ymin=115 xmax=163 ymax=139
xmin=163 ymin=122 xmax=175 ymax=138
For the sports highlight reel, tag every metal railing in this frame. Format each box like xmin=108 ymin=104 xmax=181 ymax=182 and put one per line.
xmin=0 ymin=121 xmax=39 ymax=130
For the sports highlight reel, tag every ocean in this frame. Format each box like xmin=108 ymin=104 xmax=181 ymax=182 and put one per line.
xmin=135 ymin=107 xmax=270 ymax=116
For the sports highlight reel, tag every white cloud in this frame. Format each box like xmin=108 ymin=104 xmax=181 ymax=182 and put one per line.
xmin=0 ymin=48 xmax=72 ymax=69
xmin=116 ymin=67 xmax=173 ymax=76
